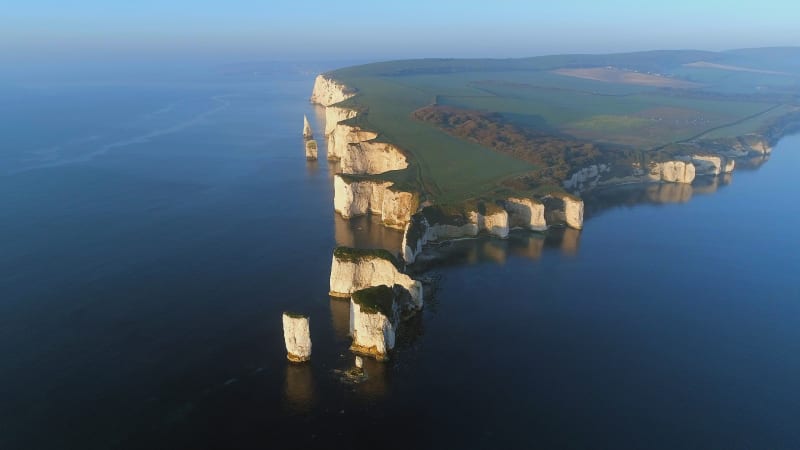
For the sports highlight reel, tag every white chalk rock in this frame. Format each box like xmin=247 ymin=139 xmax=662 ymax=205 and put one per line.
xmin=349 ymin=286 xmax=398 ymax=360
xmin=303 ymin=115 xmax=313 ymax=139
xmin=329 ymin=248 xmax=423 ymax=310
xmin=305 ymin=139 xmax=318 ymax=161
xmin=310 ymin=75 xmax=354 ymax=107
xmin=505 ymin=198 xmax=547 ymax=231
xmin=333 ymin=175 xmax=419 ymax=229
xmin=339 ymin=141 xmax=409 ymax=175
xmin=282 ymin=313 xmax=311 ymax=362
xmin=649 ymin=161 xmax=696 ymax=184
xmin=472 ymin=208 xmax=509 ymax=238
xmin=326 ymin=123 xmax=378 ymax=161
xmin=325 ymin=106 xmax=358 ymax=136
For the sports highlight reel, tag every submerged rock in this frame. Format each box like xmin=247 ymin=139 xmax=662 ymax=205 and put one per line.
xmin=282 ymin=313 xmax=311 ymax=362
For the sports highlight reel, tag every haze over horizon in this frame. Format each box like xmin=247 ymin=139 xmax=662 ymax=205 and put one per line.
xmin=3 ymin=0 xmax=799 ymax=65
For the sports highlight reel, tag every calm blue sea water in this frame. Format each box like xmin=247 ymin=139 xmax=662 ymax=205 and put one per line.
xmin=1 ymin=63 xmax=799 ymax=449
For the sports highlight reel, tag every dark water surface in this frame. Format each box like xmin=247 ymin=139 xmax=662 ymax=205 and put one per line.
xmin=1 ymin=64 xmax=799 ymax=449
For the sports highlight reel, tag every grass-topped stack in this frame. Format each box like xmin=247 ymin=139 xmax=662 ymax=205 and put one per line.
xmin=349 ymin=285 xmax=399 ymax=360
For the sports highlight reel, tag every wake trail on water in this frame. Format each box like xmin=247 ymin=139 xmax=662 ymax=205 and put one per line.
xmin=8 ymin=95 xmax=233 ymax=175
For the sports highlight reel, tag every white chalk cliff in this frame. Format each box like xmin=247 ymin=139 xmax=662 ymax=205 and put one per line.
xmin=648 ymin=161 xmax=696 ymax=184
xmin=504 ymin=198 xmax=548 ymax=231
xmin=282 ymin=313 xmax=312 ymax=362
xmin=329 ymin=248 xmax=423 ymax=310
xmin=326 ymin=123 xmax=408 ymax=174
xmin=310 ymin=74 xmax=355 ymax=107
xmin=333 ymin=175 xmax=419 ymax=229
xmin=325 ymin=106 xmax=358 ymax=136
xmin=401 ymin=204 xmax=519 ymax=264
xmin=692 ymin=155 xmax=735 ymax=176
xmin=563 ymin=164 xmax=610 ymax=191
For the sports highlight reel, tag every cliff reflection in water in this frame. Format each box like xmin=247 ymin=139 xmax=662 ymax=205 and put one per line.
xmin=283 ymin=363 xmax=314 ymax=413
xmin=333 ymin=214 xmax=404 ymax=254
xmin=407 ymin=228 xmax=581 ymax=272
xmin=582 ymin=172 xmax=736 ymax=220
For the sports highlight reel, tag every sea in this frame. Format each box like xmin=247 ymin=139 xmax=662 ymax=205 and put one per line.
xmin=1 ymin=61 xmax=799 ymax=449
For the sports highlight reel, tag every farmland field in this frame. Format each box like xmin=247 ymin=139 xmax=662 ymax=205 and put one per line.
xmin=329 ymin=49 xmax=800 ymax=202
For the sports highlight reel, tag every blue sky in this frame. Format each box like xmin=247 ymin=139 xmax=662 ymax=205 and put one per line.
xmin=2 ymin=0 xmax=798 ymax=62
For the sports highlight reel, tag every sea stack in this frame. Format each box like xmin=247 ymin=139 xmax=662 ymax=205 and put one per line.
xmin=305 ymin=139 xmax=318 ymax=161
xmin=303 ymin=115 xmax=318 ymax=160
xmin=349 ymin=286 xmax=399 ymax=361
xmin=303 ymin=115 xmax=313 ymax=139
xmin=282 ymin=313 xmax=312 ymax=362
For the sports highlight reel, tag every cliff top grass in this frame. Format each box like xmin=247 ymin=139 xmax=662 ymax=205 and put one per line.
xmin=351 ymin=285 xmax=396 ymax=317
xmin=334 ymin=246 xmax=400 ymax=268
xmin=283 ymin=312 xmax=308 ymax=319
xmin=325 ymin=48 xmax=800 ymax=203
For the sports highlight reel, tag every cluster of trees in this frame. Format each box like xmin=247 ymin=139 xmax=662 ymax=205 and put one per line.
xmin=412 ymin=105 xmax=608 ymax=186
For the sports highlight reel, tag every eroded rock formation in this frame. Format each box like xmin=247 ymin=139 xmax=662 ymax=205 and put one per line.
xmin=504 ymin=197 xmax=547 ymax=231
xmin=310 ymin=74 xmax=355 ymax=107
xmin=329 ymin=247 xmax=423 ymax=310
xmin=692 ymin=155 xmax=735 ymax=176
xmin=303 ymin=115 xmax=313 ymax=139
xmin=282 ymin=313 xmax=312 ymax=362
xmin=305 ymin=139 xmax=318 ymax=161
xmin=349 ymin=285 xmax=398 ymax=360
xmin=648 ymin=161 xmax=696 ymax=184
xmin=333 ymin=175 xmax=419 ymax=229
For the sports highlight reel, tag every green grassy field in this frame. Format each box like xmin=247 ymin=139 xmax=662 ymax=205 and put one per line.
xmin=329 ymin=49 xmax=800 ymax=202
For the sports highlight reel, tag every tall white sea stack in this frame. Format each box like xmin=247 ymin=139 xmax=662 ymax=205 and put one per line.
xmin=282 ymin=313 xmax=312 ymax=362
xmin=303 ymin=115 xmax=313 ymax=139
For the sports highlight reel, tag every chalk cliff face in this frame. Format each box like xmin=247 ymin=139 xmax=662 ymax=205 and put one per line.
xmin=543 ymin=194 xmax=584 ymax=230
xmin=326 ymin=122 xmax=408 ymax=173
xmin=326 ymin=124 xmax=378 ymax=161
xmin=692 ymin=155 xmax=735 ymax=176
xmin=340 ymin=141 xmax=409 ymax=175
xmin=325 ymin=106 xmax=358 ymax=136
xmin=333 ymin=175 xmax=419 ymax=229
xmin=348 ymin=286 xmax=399 ymax=360
xmin=329 ymin=248 xmax=423 ymax=310
xmin=473 ymin=208 xmax=509 ymax=239
xmin=563 ymin=164 xmax=610 ymax=191
xmin=310 ymin=74 xmax=355 ymax=107
xmin=504 ymin=198 xmax=547 ymax=231
xmin=401 ymin=204 xmax=515 ymax=264
xmin=282 ymin=313 xmax=312 ymax=362
xmin=648 ymin=161 xmax=696 ymax=184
